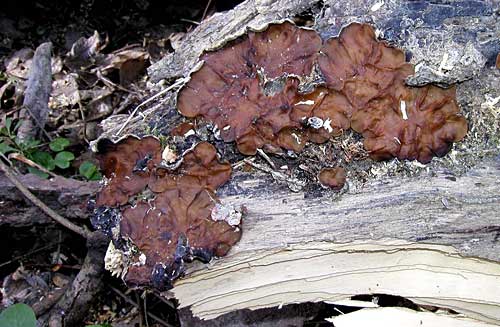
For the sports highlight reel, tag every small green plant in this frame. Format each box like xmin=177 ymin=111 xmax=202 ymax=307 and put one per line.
xmin=1 ymin=118 xmax=102 ymax=180
xmin=0 ymin=303 xmax=36 ymax=327
xmin=0 ymin=118 xmax=75 ymax=178
xmin=79 ymin=161 xmax=102 ymax=180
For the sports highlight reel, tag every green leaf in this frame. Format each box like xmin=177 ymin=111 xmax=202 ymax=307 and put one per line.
xmin=13 ymin=120 xmax=22 ymax=132
xmin=31 ymin=151 xmax=55 ymax=170
xmin=79 ymin=161 xmax=97 ymax=179
xmin=17 ymin=138 xmax=41 ymax=154
xmin=54 ymin=151 xmax=75 ymax=169
xmin=49 ymin=137 xmax=70 ymax=152
xmin=0 ymin=142 xmax=16 ymax=155
xmin=5 ymin=118 xmax=12 ymax=133
xmin=89 ymin=171 xmax=102 ymax=181
xmin=27 ymin=167 xmax=49 ymax=179
xmin=0 ymin=303 xmax=36 ymax=327
xmin=85 ymin=325 xmax=112 ymax=327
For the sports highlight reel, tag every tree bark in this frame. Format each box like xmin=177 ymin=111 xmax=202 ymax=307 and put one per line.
xmin=0 ymin=173 xmax=98 ymax=227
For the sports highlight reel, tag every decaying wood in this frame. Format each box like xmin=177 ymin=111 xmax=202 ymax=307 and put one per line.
xmin=174 ymin=241 xmax=500 ymax=323
xmin=171 ymin=158 xmax=500 ymax=324
xmin=0 ymin=173 xmax=98 ymax=227
xmin=0 ymin=161 xmax=92 ymax=238
xmin=43 ymin=232 xmax=108 ymax=327
xmin=217 ymin=158 xmax=500 ymax=261
xmin=148 ymin=0 xmax=319 ymax=82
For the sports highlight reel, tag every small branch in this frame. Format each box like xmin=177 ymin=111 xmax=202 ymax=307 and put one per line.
xmin=108 ymin=285 xmax=174 ymax=327
xmin=46 ymin=232 xmax=108 ymax=327
xmin=0 ymin=160 xmax=91 ymax=238
xmin=17 ymin=42 xmax=52 ymax=142
xmin=115 ymin=77 xmax=187 ymax=136
xmin=8 ymin=152 xmax=58 ymax=178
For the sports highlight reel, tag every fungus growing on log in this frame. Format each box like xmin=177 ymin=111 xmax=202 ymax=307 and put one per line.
xmin=177 ymin=22 xmax=327 ymax=155
xmin=318 ymin=167 xmax=346 ymax=190
xmin=96 ymin=136 xmax=162 ymax=207
xmin=318 ymin=23 xmax=467 ymax=163
xmin=177 ymin=21 xmax=467 ymax=164
xmin=351 ymin=86 xmax=468 ymax=163
xmin=92 ymin=136 xmax=241 ymax=289
xmin=318 ymin=23 xmax=414 ymax=108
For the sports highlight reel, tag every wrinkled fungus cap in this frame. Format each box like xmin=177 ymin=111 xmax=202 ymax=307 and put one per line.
xmin=318 ymin=23 xmax=414 ymax=108
xmin=351 ymin=86 xmax=468 ymax=164
xmin=318 ymin=23 xmax=467 ymax=163
xmin=318 ymin=167 xmax=346 ymax=190
xmin=96 ymin=136 xmax=161 ymax=207
xmin=94 ymin=137 xmax=240 ymax=289
xmin=178 ymin=21 xmax=467 ymax=163
xmin=177 ymin=22 xmax=328 ymax=155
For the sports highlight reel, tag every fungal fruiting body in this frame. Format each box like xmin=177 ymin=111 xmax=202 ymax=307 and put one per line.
xmin=92 ymin=136 xmax=241 ymax=289
xmin=177 ymin=22 xmax=467 ymax=164
xmin=318 ymin=167 xmax=346 ymax=190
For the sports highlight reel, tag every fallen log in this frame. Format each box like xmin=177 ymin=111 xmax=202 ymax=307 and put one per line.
xmin=0 ymin=173 xmax=98 ymax=227
xmin=100 ymin=0 xmax=500 ymax=325
xmin=172 ymin=157 xmax=500 ymax=325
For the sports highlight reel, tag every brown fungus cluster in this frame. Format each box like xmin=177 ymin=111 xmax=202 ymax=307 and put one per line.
xmin=178 ymin=22 xmax=467 ymax=164
xmin=93 ymin=136 xmax=241 ymax=289
xmin=318 ymin=167 xmax=346 ymax=190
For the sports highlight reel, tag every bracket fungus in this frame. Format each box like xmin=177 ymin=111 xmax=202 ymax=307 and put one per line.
xmin=92 ymin=136 xmax=241 ymax=289
xmin=177 ymin=21 xmax=467 ymax=164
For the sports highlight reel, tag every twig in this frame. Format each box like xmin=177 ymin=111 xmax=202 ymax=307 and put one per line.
xmin=180 ymin=18 xmax=200 ymax=25
xmin=257 ymin=148 xmax=276 ymax=170
xmin=108 ymin=285 xmax=174 ymax=327
xmin=243 ymin=158 xmax=305 ymax=191
xmin=0 ymin=160 xmax=91 ymax=238
xmin=0 ymin=242 xmax=59 ymax=268
xmin=0 ymin=152 xmax=13 ymax=167
xmin=135 ymin=291 xmax=145 ymax=327
xmin=152 ymin=292 xmax=176 ymax=309
xmin=115 ymin=77 xmax=187 ymax=136
xmin=46 ymin=232 xmax=107 ymax=326
xmin=143 ymin=293 xmax=150 ymax=327
xmin=201 ymin=0 xmax=213 ymax=21
xmin=95 ymin=69 xmax=140 ymax=95
xmin=8 ymin=152 xmax=58 ymax=178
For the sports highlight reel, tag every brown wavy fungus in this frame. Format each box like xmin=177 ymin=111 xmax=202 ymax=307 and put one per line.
xmin=318 ymin=167 xmax=346 ymax=190
xmin=94 ymin=136 xmax=240 ymax=289
xmin=178 ymin=22 xmax=467 ymax=164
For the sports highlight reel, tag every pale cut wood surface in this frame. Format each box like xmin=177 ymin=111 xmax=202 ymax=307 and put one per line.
xmin=172 ymin=157 xmax=500 ymax=323
xmin=173 ymin=241 xmax=500 ymax=323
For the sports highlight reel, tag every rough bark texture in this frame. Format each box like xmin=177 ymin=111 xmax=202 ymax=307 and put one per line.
xmin=0 ymin=173 xmax=98 ymax=227
xmin=216 ymin=157 xmax=500 ymax=261
xmin=148 ymin=0 xmax=498 ymax=84
xmin=44 ymin=232 xmax=108 ymax=327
